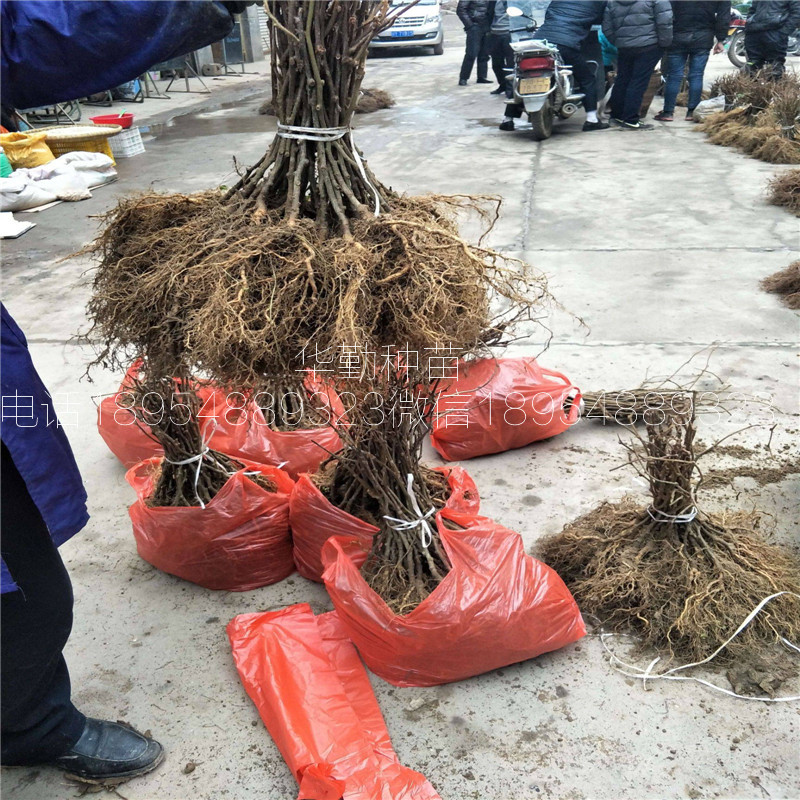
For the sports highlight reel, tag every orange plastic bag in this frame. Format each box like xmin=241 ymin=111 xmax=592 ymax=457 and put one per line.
xmin=322 ymin=508 xmax=585 ymax=687
xmin=98 ymin=364 xmax=343 ymax=477
xmin=126 ymin=458 xmax=295 ymax=591
xmin=290 ymin=466 xmax=481 ymax=583
xmin=430 ymin=358 xmax=581 ymax=461
xmin=227 ymin=604 xmax=441 ymax=800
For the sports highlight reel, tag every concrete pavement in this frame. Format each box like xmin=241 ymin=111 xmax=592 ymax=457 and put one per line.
xmin=2 ymin=25 xmax=799 ymax=800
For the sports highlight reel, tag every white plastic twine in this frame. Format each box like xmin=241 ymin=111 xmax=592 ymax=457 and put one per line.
xmin=277 ymin=123 xmax=347 ymax=142
xmin=602 ymin=592 xmax=800 ymax=702
xmin=646 ymin=505 xmax=698 ymax=524
xmin=162 ymin=420 xmax=218 ymax=510
xmin=383 ymin=474 xmax=436 ymax=549
xmin=276 ymin=123 xmax=381 ymax=217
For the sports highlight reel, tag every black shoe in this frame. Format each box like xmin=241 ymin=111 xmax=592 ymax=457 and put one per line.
xmin=52 ymin=719 xmax=164 ymax=784
xmin=458 ymin=79 xmax=468 ymax=86
xmin=582 ymin=120 xmax=610 ymax=131
xmin=622 ymin=121 xmax=654 ymax=130
xmin=499 ymin=119 xmax=515 ymax=131
xmin=490 ymin=86 xmax=506 ymax=95
xmin=476 ymin=78 xmax=492 ymax=84
xmin=609 ymin=117 xmax=624 ymax=126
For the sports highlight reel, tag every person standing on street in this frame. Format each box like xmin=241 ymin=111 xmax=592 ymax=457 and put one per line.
xmin=487 ymin=0 xmax=515 ymax=96
xmin=655 ymin=1 xmax=730 ymax=122
xmin=500 ymin=0 xmax=609 ymax=131
xmin=1 ymin=0 xmax=253 ymax=787
xmin=744 ymin=0 xmax=800 ymax=78
xmin=603 ymin=0 xmax=673 ymax=130
xmin=457 ymin=0 xmax=493 ymax=85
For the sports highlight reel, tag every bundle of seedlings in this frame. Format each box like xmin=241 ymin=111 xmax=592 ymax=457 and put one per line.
xmin=761 ymin=260 xmax=800 ymax=309
xmin=580 ymin=353 xmax=725 ymax=426
xmin=125 ymin=369 xmax=276 ymax=507
xmin=767 ymin=168 xmax=800 ymax=216
xmin=315 ymin=367 xmax=454 ymax=613
xmin=702 ymin=70 xmax=800 ymax=164
xmin=355 ymin=88 xmax=395 ymax=114
xmin=538 ymin=399 xmax=800 ymax=671
xmin=259 ymin=87 xmax=395 ymax=117
xmin=88 ymin=0 xmax=549 ymax=591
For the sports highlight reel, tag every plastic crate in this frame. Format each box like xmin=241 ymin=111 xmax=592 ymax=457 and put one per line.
xmin=109 ymin=127 xmax=145 ymax=158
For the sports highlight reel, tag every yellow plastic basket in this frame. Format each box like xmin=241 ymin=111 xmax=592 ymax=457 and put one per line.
xmin=34 ymin=124 xmax=121 ymax=165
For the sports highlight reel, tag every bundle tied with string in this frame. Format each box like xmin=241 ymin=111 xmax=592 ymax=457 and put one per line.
xmin=537 ymin=396 xmax=800 ymax=679
xmin=87 ymin=0 xmax=551 ymax=590
xmin=129 ymin=371 xmax=276 ymax=508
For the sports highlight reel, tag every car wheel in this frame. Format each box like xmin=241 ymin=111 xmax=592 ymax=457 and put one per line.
xmin=432 ymin=40 xmax=444 ymax=55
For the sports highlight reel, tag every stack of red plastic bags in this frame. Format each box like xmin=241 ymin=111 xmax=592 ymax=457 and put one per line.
xmin=101 ymin=356 xmax=587 ymax=797
xmin=100 ymin=362 xmax=344 ymax=592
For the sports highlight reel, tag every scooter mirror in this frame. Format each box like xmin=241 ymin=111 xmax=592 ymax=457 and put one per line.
xmin=507 ymin=6 xmax=524 ymax=17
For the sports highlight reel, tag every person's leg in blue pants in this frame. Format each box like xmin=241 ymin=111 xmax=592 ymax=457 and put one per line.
xmin=620 ymin=46 xmax=662 ymax=124
xmin=685 ymin=49 xmax=710 ymax=113
xmin=661 ymin=50 xmax=688 ymax=116
xmin=609 ymin=48 xmax=634 ymax=122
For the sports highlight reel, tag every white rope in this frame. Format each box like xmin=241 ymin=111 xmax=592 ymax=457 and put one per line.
xmin=275 ymin=123 xmax=381 ymax=217
xmin=601 ymin=592 xmax=800 ymax=702
xmin=276 ymin=123 xmax=347 ymax=142
xmin=646 ymin=505 xmax=697 ymax=524
xmin=383 ymin=474 xmax=435 ymax=549
xmin=349 ymin=130 xmax=381 ymax=217
xmin=162 ymin=420 xmax=217 ymax=509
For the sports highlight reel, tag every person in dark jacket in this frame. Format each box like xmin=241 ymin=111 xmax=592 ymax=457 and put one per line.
xmin=486 ymin=0 xmax=516 ymax=95
xmin=603 ymin=0 xmax=673 ymax=129
xmin=457 ymin=0 xmax=493 ymax=85
xmin=655 ymin=1 xmax=730 ymax=122
xmin=0 ymin=0 xmax=248 ymax=785
xmin=745 ymin=0 xmax=800 ymax=77
xmin=499 ymin=0 xmax=610 ymax=131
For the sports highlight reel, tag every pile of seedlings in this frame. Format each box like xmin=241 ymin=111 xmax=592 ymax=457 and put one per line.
xmin=767 ymin=168 xmax=800 ymax=216
xmin=700 ymin=70 xmax=800 ymax=164
xmin=538 ymin=398 xmax=800 ymax=673
xmin=88 ymin=0 xmax=549 ymax=611
xmin=761 ymin=260 xmax=800 ymax=309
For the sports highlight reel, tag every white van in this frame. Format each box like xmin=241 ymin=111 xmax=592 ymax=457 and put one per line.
xmin=369 ymin=0 xmax=444 ymax=55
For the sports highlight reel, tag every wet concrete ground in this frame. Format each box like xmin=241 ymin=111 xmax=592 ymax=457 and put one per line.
xmin=2 ymin=23 xmax=799 ymax=800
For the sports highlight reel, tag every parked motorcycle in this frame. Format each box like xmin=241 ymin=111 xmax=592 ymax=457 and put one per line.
xmin=505 ymin=6 xmax=596 ymax=141
xmin=727 ymin=8 xmax=800 ymax=68
xmin=726 ymin=8 xmax=747 ymax=67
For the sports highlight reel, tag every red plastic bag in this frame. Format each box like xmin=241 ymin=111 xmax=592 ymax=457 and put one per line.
xmin=430 ymin=357 xmax=581 ymax=461
xmin=290 ymin=466 xmax=481 ymax=583
xmin=97 ymin=362 xmax=161 ymax=467
xmin=227 ymin=604 xmax=441 ymax=800
xmin=322 ymin=508 xmax=585 ymax=687
xmin=126 ymin=458 xmax=295 ymax=591
xmin=98 ymin=365 xmax=343 ymax=477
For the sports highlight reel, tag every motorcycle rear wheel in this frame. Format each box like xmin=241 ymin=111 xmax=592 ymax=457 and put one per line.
xmin=728 ymin=29 xmax=746 ymax=68
xmin=529 ymin=97 xmax=554 ymax=141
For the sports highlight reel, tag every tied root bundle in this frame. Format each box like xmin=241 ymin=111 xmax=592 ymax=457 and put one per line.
xmin=316 ymin=371 xmax=456 ymax=614
xmin=87 ymin=0 xmax=550 ymax=597
xmin=538 ymin=399 xmax=800 ymax=669
xmin=701 ymin=71 xmax=800 ymax=164
xmin=126 ymin=371 xmax=276 ymax=507
xmin=761 ymin=260 xmax=800 ymax=309
xmin=767 ymin=168 xmax=800 ymax=217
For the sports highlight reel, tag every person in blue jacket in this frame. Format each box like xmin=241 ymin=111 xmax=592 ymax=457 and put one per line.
xmin=499 ymin=1 xmax=610 ymax=132
xmin=1 ymin=0 xmax=249 ymax=784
